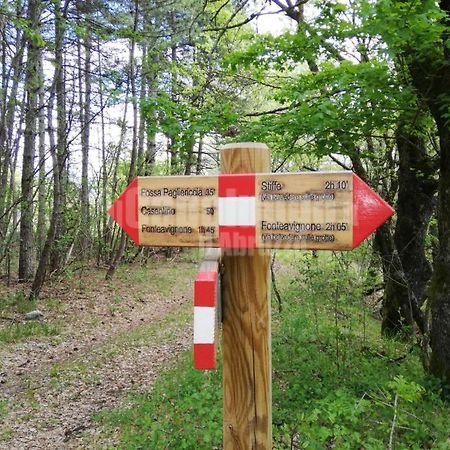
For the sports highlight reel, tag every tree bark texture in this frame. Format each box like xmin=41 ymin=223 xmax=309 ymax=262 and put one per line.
xmin=407 ymin=1 xmax=450 ymax=385
xmin=381 ymin=131 xmax=437 ymax=335
xmin=80 ymin=25 xmax=92 ymax=258
xmin=19 ymin=0 xmax=41 ymax=281
xmin=49 ymin=0 xmax=69 ymax=273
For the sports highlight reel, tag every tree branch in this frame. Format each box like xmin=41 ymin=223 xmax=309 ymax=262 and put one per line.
xmin=244 ymin=106 xmax=290 ymax=117
xmin=329 ymin=154 xmax=352 ymax=171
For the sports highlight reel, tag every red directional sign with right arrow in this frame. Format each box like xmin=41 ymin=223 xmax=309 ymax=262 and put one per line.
xmin=108 ymin=171 xmax=394 ymax=250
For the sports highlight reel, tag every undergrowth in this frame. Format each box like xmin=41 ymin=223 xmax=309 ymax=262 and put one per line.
xmin=0 ymin=321 xmax=60 ymax=344
xmin=95 ymin=248 xmax=450 ymax=449
xmin=0 ymin=289 xmax=37 ymax=314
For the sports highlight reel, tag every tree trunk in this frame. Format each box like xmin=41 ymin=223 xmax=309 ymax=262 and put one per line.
xmin=97 ymin=37 xmax=108 ymax=264
xmin=144 ymin=78 xmax=157 ymax=175
xmin=406 ymin=2 xmax=450 ymax=386
xmin=36 ymin=48 xmax=47 ymax=258
xmin=30 ymin=0 xmax=69 ymax=298
xmin=196 ymin=133 xmax=204 ymax=174
xmin=381 ymin=130 xmax=437 ymax=335
xmin=429 ymin=123 xmax=450 ymax=386
xmin=105 ymin=0 xmax=139 ymax=280
xmin=183 ymin=135 xmax=196 ymax=175
xmin=49 ymin=0 xmax=68 ymax=273
xmin=137 ymin=46 xmax=146 ymax=176
xmin=19 ymin=0 xmax=41 ymax=281
xmin=169 ymin=31 xmax=179 ymax=174
xmin=80 ymin=26 xmax=91 ymax=258
xmin=0 ymin=31 xmax=25 ymax=248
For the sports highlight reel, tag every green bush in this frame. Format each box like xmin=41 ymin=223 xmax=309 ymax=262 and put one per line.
xmin=95 ymin=353 xmax=223 ymax=449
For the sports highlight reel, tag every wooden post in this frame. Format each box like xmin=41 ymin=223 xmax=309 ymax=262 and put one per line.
xmin=221 ymin=143 xmax=272 ymax=449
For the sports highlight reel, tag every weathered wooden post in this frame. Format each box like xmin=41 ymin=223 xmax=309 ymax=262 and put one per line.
xmin=220 ymin=143 xmax=272 ymax=449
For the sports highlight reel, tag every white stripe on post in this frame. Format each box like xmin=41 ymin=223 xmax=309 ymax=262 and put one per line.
xmin=218 ymin=197 xmax=256 ymax=226
xmin=193 ymin=306 xmax=216 ymax=343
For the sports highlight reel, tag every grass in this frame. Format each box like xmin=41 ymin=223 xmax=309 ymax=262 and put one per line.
xmin=95 ymin=248 xmax=450 ymax=449
xmin=0 ymin=289 xmax=37 ymax=314
xmin=0 ymin=400 xmax=8 ymax=421
xmin=0 ymin=321 xmax=61 ymax=344
xmin=0 ymin=287 xmax=62 ymax=344
xmin=94 ymin=352 xmax=223 ymax=449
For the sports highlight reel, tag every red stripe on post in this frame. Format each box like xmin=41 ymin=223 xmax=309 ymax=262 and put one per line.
xmin=219 ymin=225 xmax=256 ymax=248
xmin=194 ymin=343 xmax=216 ymax=369
xmin=219 ymin=174 xmax=255 ymax=197
xmin=194 ymin=272 xmax=218 ymax=307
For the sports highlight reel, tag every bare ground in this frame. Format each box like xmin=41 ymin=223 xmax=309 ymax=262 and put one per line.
xmin=0 ymin=256 xmax=198 ymax=449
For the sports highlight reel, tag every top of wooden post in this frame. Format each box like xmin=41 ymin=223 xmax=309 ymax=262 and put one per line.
xmin=221 ymin=142 xmax=270 ymax=174
xmin=222 ymin=142 xmax=269 ymax=150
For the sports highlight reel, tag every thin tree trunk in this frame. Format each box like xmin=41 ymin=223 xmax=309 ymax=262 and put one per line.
xmin=30 ymin=0 xmax=69 ymax=298
xmin=105 ymin=0 xmax=139 ymax=280
xmin=36 ymin=48 xmax=47 ymax=258
xmin=19 ymin=0 xmax=41 ymax=281
xmin=183 ymin=135 xmax=196 ymax=175
xmin=98 ymin=38 xmax=108 ymax=264
xmin=137 ymin=46 xmax=146 ymax=176
xmin=144 ymin=78 xmax=157 ymax=175
xmin=0 ymin=32 xmax=25 ymax=245
xmin=49 ymin=0 xmax=68 ymax=273
xmin=80 ymin=25 xmax=91 ymax=258
xmin=196 ymin=133 xmax=204 ymax=175
xmin=169 ymin=27 xmax=178 ymax=174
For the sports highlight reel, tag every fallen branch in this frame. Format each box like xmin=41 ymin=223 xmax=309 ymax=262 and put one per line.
xmin=271 ymin=253 xmax=283 ymax=313
xmin=0 ymin=315 xmax=19 ymax=322
xmin=388 ymin=393 xmax=399 ymax=450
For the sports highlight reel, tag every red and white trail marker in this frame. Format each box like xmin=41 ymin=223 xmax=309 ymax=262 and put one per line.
xmin=193 ymin=250 xmax=221 ymax=370
xmin=108 ymin=171 xmax=394 ymax=250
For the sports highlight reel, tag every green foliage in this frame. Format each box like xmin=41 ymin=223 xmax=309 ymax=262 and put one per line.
xmin=271 ymin=251 xmax=449 ymax=449
xmin=96 ymin=250 xmax=450 ymax=448
xmin=95 ymin=353 xmax=223 ymax=449
xmin=361 ymin=0 xmax=447 ymax=62
xmin=240 ymin=58 xmax=411 ymax=157
xmin=0 ymin=399 xmax=11 ymax=440
xmin=224 ymin=0 xmax=442 ymax=166
xmin=0 ymin=1 xmax=46 ymax=49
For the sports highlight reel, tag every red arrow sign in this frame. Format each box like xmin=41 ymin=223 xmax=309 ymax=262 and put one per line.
xmin=108 ymin=178 xmax=140 ymax=245
xmin=352 ymin=174 xmax=394 ymax=248
xmin=108 ymin=172 xmax=394 ymax=250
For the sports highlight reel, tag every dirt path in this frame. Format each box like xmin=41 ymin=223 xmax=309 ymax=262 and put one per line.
xmin=0 ymin=258 xmax=197 ymax=449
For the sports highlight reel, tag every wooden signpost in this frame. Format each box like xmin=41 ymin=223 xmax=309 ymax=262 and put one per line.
xmin=109 ymin=171 xmax=393 ymax=251
xmin=108 ymin=142 xmax=394 ymax=450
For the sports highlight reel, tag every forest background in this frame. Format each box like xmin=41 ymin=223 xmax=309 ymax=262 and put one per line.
xmin=1 ymin=0 xmax=450 ymax=446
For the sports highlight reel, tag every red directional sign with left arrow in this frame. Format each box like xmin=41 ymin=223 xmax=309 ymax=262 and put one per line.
xmin=108 ymin=171 xmax=394 ymax=250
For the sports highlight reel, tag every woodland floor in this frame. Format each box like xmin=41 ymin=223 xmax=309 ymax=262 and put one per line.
xmin=0 ymin=252 xmax=200 ymax=449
